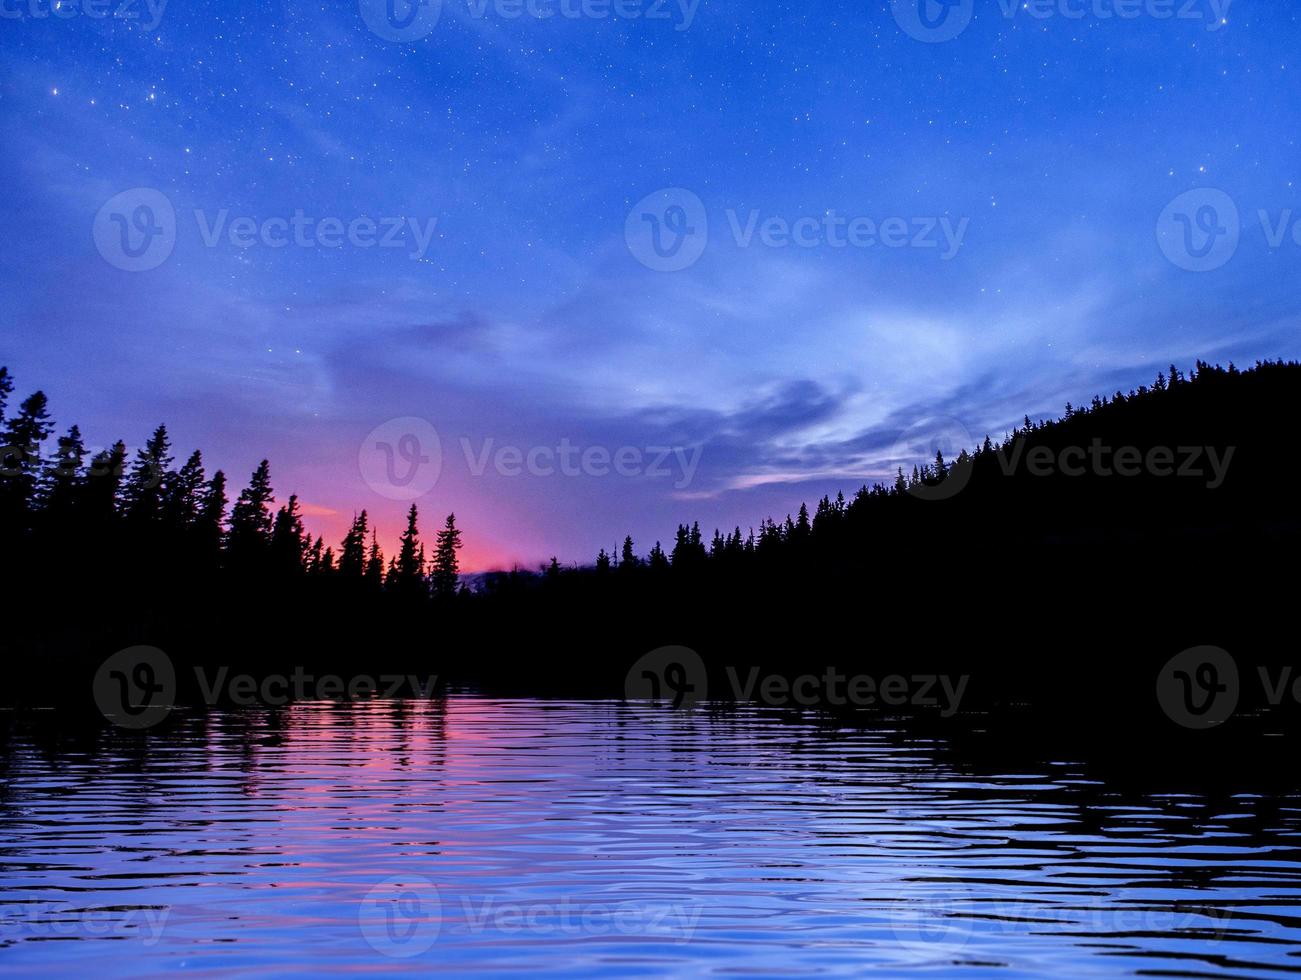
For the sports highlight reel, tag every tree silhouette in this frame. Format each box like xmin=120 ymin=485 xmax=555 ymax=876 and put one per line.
xmin=339 ymin=511 xmax=370 ymax=579
xmin=1 ymin=391 xmax=52 ymax=536
xmin=431 ymin=512 xmax=462 ymax=599
xmin=391 ymin=504 xmax=428 ymax=600
xmin=123 ymin=424 xmax=172 ymax=525
xmin=227 ymin=460 xmax=274 ymax=566
xmin=271 ymin=494 xmax=307 ymax=575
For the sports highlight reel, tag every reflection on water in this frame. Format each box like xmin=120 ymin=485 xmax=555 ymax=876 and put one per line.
xmin=2 ymin=698 xmax=1301 ymax=977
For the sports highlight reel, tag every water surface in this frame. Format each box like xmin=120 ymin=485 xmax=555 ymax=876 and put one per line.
xmin=2 ymin=698 xmax=1300 ymax=977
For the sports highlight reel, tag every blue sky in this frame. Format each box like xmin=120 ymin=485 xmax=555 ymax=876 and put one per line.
xmin=2 ymin=0 xmax=1299 ymax=567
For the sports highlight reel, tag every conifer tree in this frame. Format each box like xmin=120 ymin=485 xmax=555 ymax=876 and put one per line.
xmin=431 ymin=512 xmax=463 ymax=598
xmin=0 ymin=367 xmax=11 ymax=427
xmin=392 ymin=504 xmax=427 ymax=598
xmin=365 ymin=531 xmax=385 ymax=590
xmin=1 ymin=391 xmax=53 ymax=531
xmin=165 ymin=450 xmax=206 ymax=530
xmin=339 ymin=511 xmax=370 ymax=579
xmin=39 ymin=425 xmax=85 ymax=522
xmin=227 ymin=460 xmax=274 ymax=564
xmin=271 ymin=494 xmax=307 ymax=574
xmin=123 ymin=424 xmax=173 ymax=524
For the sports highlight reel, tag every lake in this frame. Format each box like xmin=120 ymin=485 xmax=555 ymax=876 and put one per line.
xmin=2 ymin=697 xmax=1299 ymax=977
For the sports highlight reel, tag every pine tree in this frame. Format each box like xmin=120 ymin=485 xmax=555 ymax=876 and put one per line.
xmin=392 ymin=504 xmax=427 ymax=598
xmin=84 ymin=441 xmax=128 ymax=528
xmin=1 ymin=391 xmax=53 ymax=530
xmin=339 ymin=511 xmax=369 ymax=578
xmin=306 ymin=535 xmax=325 ymax=575
xmin=365 ymin=531 xmax=385 ymax=591
xmin=794 ymin=502 xmax=811 ymax=539
xmin=123 ymin=424 xmax=173 ymax=524
xmin=165 ymin=450 xmax=206 ymax=530
xmin=195 ymin=470 xmax=227 ymax=558
xmin=431 ymin=512 xmax=463 ymax=598
xmin=648 ymin=541 xmax=668 ymax=571
xmin=620 ymin=535 xmax=638 ymax=569
xmin=596 ymin=548 xmax=611 ymax=572
xmin=0 ymin=367 xmax=12 ymax=427
xmin=39 ymin=425 xmax=85 ymax=521
xmin=270 ymin=494 xmax=307 ymax=574
xmin=227 ymin=460 xmax=274 ymax=564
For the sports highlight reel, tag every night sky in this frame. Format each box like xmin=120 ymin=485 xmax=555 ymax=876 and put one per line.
xmin=2 ymin=0 xmax=1298 ymax=569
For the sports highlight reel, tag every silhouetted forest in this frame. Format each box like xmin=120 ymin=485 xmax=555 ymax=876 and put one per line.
xmin=1 ymin=359 xmax=1298 ymax=726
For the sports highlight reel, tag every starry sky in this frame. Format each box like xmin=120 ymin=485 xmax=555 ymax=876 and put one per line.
xmin=2 ymin=0 xmax=1299 ymax=569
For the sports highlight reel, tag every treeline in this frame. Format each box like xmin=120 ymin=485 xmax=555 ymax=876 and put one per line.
xmin=2 ymin=358 xmax=1298 ymax=717
xmin=490 ymin=358 xmax=1292 ymax=589
xmin=0 ymin=367 xmax=464 ymax=605
xmin=470 ymin=358 xmax=1299 ymax=710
